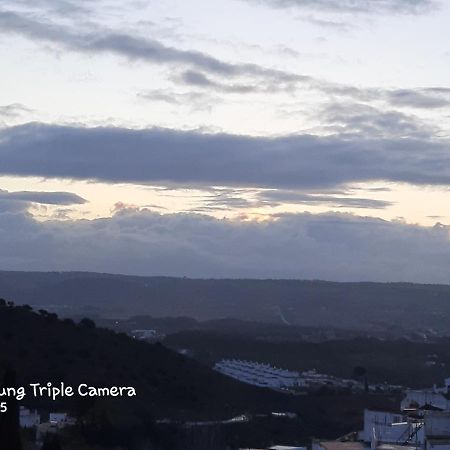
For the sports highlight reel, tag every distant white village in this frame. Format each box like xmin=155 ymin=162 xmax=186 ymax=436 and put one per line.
xmin=214 ymin=359 xmax=403 ymax=394
xmin=19 ymin=407 xmax=76 ymax=446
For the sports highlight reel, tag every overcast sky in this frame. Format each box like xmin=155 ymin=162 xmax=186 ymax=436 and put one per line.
xmin=1 ymin=0 xmax=450 ymax=281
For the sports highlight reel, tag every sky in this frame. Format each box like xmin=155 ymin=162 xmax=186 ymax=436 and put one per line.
xmin=1 ymin=0 xmax=450 ymax=281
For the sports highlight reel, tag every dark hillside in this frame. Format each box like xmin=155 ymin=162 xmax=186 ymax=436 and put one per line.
xmin=164 ymin=330 xmax=450 ymax=388
xmin=0 ymin=301 xmax=402 ymax=448
xmin=0 ymin=301 xmax=287 ymax=420
xmin=2 ymin=271 xmax=450 ymax=335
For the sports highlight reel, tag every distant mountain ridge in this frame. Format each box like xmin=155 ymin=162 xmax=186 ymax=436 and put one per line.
xmin=1 ymin=271 xmax=450 ymax=334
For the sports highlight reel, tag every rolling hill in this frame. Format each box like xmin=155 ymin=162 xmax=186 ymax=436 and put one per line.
xmin=1 ymin=271 xmax=450 ymax=335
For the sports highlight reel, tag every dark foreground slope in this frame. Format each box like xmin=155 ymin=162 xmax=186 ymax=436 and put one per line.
xmin=1 ymin=271 xmax=450 ymax=335
xmin=0 ymin=301 xmax=287 ymax=421
xmin=0 ymin=301 xmax=401 ymax=449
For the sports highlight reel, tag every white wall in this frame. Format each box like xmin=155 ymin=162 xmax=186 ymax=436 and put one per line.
xmin=426 ymin=412 xmax=450 ymax=437
xmin=402 ymin=391 xmax=449 ymax=411
xmin=359 ymin=409 xmax=406 ymax=443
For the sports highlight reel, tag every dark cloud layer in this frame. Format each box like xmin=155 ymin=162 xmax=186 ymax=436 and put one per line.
xmin=0 ymin=208 xmax=449 ymax=282
xmin=0 ymin=190 xmax=86 ymax=205
xmin=0 ymin=123 xmax=449 ymax=190
xmin=0 ymin=189 xmax=86 ymax=216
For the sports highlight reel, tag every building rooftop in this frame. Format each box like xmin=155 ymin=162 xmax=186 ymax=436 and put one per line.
xmin=318 ymin=441 xmax=365 ymax=450
xmin=376 ymin=445 xmax=417 ymax=450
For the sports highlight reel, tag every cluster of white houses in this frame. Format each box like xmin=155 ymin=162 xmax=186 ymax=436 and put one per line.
xmin=314 ymin=378 xmax=450 ymax=450
xmin=214 ymin=359 xmax=402 ymax=393
xmin=130 ymin=329 xmax=166 ymax=342
xmin=214 ymin=359 xmax=304 ymax=390
xmin=20 ymin=407 xmax=76 ymax=444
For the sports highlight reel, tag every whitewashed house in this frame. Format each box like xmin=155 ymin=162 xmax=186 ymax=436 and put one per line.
xmin=49 ymin=412 xmax=76 ymax=427
xmin=359 ymin=409 xmax=411 ymax=445
xmin=19 ymin=406 xmax=40 ymax=428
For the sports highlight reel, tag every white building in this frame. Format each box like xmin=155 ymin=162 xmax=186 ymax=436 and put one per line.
xmin=214 ymin=360 xmax=305 ymax=391
xmin=49 ymin=412 xmax=68 ymax=425
xmin=312 ymin=380 xmax=450 ymax=450
xmin=239 ymin=447 xmax=306 ymax=450
xmin=402 ymin=391 xmax=449 ymax=412
xmin=425 ymin=412 xmax=450 ymax=440
xmin=426 ymin=438 xmax=450 ymax=450
xmin=269 ymin=447 xmax=307 ymax=450
xmin=131 ymin=329 xmax=163 ymax=340
xmin=214 ymin=360 xmax=368 ymax=392
xmin=49 ymin=412 xmax=76 ymax=427
xmin=401 ymin=378 xmax=450 ymax=413
xmin=314 ymin=410 xmax=423 ymax=450
xmin=239 ymin=446 xmax=307 ymax=450
xmin=36 ymin=412 xmax=76 ymax=443
xmin=19 ymin=406 xmax=40 ymax=428
xmin=312 ymin=440 xmax=365 ymax=450
xmin=359 ymin=410 xmax=408 ymax=444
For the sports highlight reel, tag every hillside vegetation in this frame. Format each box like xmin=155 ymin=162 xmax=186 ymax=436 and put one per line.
xmin=1 ymin=271 xmax=450 ymax=335
xmin=0 ymin=300 xmax=402 ymax=449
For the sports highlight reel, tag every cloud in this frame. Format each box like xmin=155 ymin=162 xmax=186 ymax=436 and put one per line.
xmin=317 ymin=83 xmax=450 ymax=110
xmin=138 ymin=90 xmax=184 ymax=105
xmin=192 ymin=188 xmax=275 ymax=212
xmin=1 ymin=122 xmax=449 ymax=190
xmin=178 ymin=69 xmax=301 ymax=94
xmin=179 ymin=70 xmax=264 ymax=94
xmin=255 ymin=190 xmax=392 ymax=209
xmin=319 ymin=102 xmax=434 ymax=137
xmin=0 ymin=189 xmax=87 ymax=205
xmin=243 ymin=0 xmax=437 ymax=14
xmin=0 ymin=8 xmax=305 ymax=88
xmin=1 ymin=6 xmax=446 ymax=109
xmin=195 ymin=187 xmax=391 ymax=211
xmin=301 ymin=15 xmax=350 ymax=31
xmin=12 ymin=0 xmax=91 ymax=16
xmin=137 ymin=89 xmax=218 ymax=112
xmin=0 ymin=103 xmax=33 ymax=118
xmin=387 ymin=89 xmax=450 ymax=109
xmin=177 ymin=70 xmax=450 ymax=106
xmin=0 ymin=208 xmax=450 ymax=282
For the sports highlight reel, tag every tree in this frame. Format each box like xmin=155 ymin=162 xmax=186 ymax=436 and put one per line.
xmin=79 ymin=318 xmax=96 ymax=329
xmin=353 ymin=366 xmax=368 ymax=393
xmin=0 ymin=367 xmax=22 ymax=450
